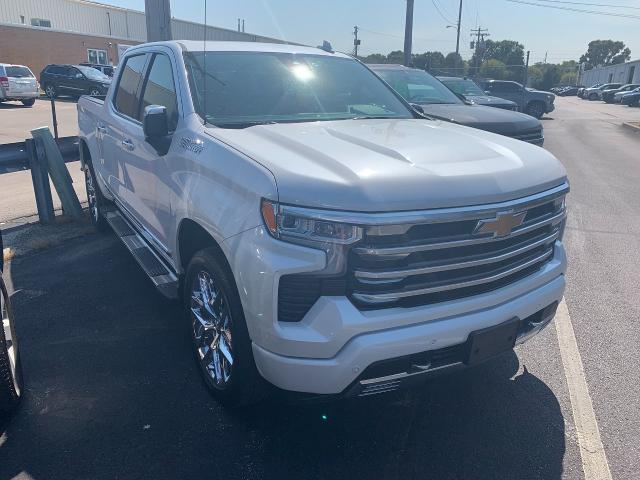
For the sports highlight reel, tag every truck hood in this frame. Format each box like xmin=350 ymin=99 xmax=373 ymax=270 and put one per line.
xmin=420 ymin=104 xmax=540 ymax=136
xmin=207 ymin=118 xmax=566 ymax=212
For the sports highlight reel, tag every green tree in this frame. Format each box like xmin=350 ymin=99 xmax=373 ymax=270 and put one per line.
xmin=413 ymin=51 xmax=445 ymax=71
xmin=480 ymin=59 xmax=508 ymax=80
xmin=386 ymin=50 xmax=405 ymax=64
xmin=471 ymin=39 xmax=525 ymax=81
xmin=361 ymin=53 xmax=387 ymax=64
xmin=580 ymin=40 xmax=631 ymax=69
xmin=442 ymin=52 xmax=465 ymax=76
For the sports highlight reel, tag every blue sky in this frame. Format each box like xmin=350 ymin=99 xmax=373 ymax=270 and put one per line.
xmin=103 ymin=0 xmax=640 ymax=64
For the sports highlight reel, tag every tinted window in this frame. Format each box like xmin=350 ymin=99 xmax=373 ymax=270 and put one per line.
xmin=439 ymin=78 xmax=485 ymax=96
xmin=491 ymin=82 xmax=521 ymax=93
xmin=114 ymin=54 xmax=147 ymax=120
xmin=139 ymin=54 xmax=178 ymax=131
xmin=47 ymin=65 xmax=66 ymax=75
xmin=5 ymin=66 xmax=33 ymax=78
xmin=184 ymin=51 xmax=412 ymax=127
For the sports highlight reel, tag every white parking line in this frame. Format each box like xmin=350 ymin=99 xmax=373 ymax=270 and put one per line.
xmin=555 ymin=298 xmax=612 ymax=480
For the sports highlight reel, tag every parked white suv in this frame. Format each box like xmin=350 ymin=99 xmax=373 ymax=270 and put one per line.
xmin=78 ymin=41 xmax=568 ymax=407
xmin=0 ymin=63 xmax=38 ymax=107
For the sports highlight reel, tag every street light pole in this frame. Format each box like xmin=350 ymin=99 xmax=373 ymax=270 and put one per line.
xmin=403 ymin=0 xmax=414 ymax=66
xmin=455 ymin=0 xmax=462 ymax=56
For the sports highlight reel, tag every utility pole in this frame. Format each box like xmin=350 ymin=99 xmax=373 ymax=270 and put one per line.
xmin=544 ymin=51 xmax=548 ymax=64
xmin=238 ymin=18 xmax=241 ymax=32
xmin=242 ymin=19 xmax=245 ymax=33
xmin=145 ymin=0 xmax=172 ymax=42
xmin=470 ymin=26 xmax=489 ymax=75
xmin=524 ymin=50 xmax=530 ymax=87
xmin=404 ymin=0 xmax=414 ymax=66
xmin=353 ymin=25 xmax=361 ymax=57
xmin=455 ymin=0 xmax=463 ymax=56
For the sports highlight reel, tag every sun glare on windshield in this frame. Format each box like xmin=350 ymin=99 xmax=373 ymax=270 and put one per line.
xmin=291 ymin=63 xmax=314 ymax=81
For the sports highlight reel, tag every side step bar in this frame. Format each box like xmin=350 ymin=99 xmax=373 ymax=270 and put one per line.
xmin=105 ymin=210 xmax=179 ymax=299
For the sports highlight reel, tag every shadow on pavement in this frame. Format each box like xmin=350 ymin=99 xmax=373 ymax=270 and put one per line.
xmin=0 ymin=234 xmax=566 ymax=480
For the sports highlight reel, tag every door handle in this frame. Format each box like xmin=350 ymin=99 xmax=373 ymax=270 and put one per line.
xmin=122 ymin=139 xmax=135 ymax=151
xmin=97 ymin=125 xmax=108 ymax=134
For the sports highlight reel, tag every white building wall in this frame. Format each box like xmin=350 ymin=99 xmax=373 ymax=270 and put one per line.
xmin=581 ymin=60 xmax=640 ymax=86
xmin=0 ymin=0 xmax=286 ymax=44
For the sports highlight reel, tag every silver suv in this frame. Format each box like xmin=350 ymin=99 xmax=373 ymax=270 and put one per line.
xmin=482 ymin=80 xmax=555 ymax=119
xmin=0 ymin=63 xmax=39 ymax=107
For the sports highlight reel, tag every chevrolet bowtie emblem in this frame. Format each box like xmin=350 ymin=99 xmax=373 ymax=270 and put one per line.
xmin=474 ymin=211 xmax=527 ymax=238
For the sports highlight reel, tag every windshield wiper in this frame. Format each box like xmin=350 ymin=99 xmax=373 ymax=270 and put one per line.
xmin=349 ymin=115 xmax=399 ymax=120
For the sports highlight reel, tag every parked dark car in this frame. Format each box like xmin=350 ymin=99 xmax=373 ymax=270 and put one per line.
xmin=79 ymin=62 xmax=116 ymax=77
xmin=479 ymin=80 xmax=555 ymax=119
xmin=602 ymin=84 xmax=640 ymax=103
xmin=40 ymin=64 xmax=111 ymax=99
xmin=437 ymin=76 xmax=518 ymax=110
xmin=370 ymin=64 xmax=545 ymax=145
xmin=557 ymin=86 xmax=581 ymax=96
xmin=0 ymin=229 xmax=22 ymax=416
xmin=621 ymin=89 xmax=640 ymax=107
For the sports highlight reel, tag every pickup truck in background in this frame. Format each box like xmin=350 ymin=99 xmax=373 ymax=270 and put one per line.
xmin=481 ymin=80 xmax=555 ymax=119
xmin=78 ymin=41 xmax=568 ymax=407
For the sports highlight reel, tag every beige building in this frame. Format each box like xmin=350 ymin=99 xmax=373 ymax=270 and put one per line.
xmin=0 ymin=0 xmax=287 ymax=77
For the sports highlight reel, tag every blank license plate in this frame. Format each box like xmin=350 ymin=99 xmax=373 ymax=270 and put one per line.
xmin=465 ymin=318 xmax=520 ymax=366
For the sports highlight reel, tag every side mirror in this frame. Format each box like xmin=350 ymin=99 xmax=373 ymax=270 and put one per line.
xmin=143 ymin=105 xmax=168 ymax=139
xmin=409 ymin=103 xmax=424 ymax=114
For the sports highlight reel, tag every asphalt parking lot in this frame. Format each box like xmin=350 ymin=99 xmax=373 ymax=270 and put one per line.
xmin=1 ymin=97 xmax=639 ymax=480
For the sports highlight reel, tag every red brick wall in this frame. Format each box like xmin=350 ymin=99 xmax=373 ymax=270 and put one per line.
xmin=0 ymin=24 xmax=141 ymax=79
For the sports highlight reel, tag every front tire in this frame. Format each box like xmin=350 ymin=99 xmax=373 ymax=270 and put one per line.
xmin=21 ymin=98 xmax=35 ymax=107
xmin=185 ymin=248 xmax=265 ymax=408
xmin=44 ymin=84 xmax=57 ymax=99
xmin=588 ymin=93 xmax=598 ymax=101
xmin=0 ymin=277 xmax=22 ymax=416
xmin=84 ymin=163 xmax=110 ymax=232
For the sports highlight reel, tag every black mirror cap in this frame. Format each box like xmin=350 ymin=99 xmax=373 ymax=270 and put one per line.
xmin=143 ymin=105 xmax=169 ymax=138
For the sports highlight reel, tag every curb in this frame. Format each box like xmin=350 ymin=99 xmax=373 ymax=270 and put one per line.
xmin=622 ymin=122 xmax=640 ymax=133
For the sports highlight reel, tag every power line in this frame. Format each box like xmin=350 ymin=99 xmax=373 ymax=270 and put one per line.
xmin=535 ymin=0 xmax=640 ymax=10
xmin=505 ymin=0 xmax=640 ymax=19
xmin=431 ymin=0 xmax=455 ymax=24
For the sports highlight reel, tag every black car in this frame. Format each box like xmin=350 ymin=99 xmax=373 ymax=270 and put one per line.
xmin=557 ymin=86 xmax=581 ymax=96
xmin=437 ymin=76 xmax=518 ymax=111
xmin=370 ymin=65 xmax=544 ymax=146
xmin=1 ymin=229 xmax=22 ymax=416
xmin=40 ymin=64 xmax=111 ymax=99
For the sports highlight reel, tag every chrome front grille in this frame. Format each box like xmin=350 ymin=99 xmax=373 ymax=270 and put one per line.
xmin=347 ymin=183 xmax=568 ymax=308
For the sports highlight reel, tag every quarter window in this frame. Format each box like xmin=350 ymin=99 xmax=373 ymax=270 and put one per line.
xmin=113 ymin=54 xmax=148 ymax=120
xmin=139 ymin=54 xmax=179 ymax=131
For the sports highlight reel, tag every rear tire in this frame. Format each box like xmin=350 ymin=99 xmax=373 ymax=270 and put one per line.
xmin=0 ymin=277 xmax=22 ymax=417
xmin=84 ymin=162 xmax=110 ymax=232
xmin=588 ymin=93 xmax=598 ymax=101
xmin=21 ymin=98 xmax=35 ymax=107
xmin=185 ymin=248 xmax=266 ymax=408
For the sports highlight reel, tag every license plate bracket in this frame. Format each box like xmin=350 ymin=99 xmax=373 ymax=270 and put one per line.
xmin=465 ymin=318 xmax=520 ymax=366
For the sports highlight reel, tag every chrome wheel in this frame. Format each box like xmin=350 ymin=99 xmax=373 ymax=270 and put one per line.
xmin=45 ymin=85 xmax=56 ymax=98
xmin=85 ymin=168 xmax=99 ymax=223
xmin=1 ymin=287 xmax=19 ymax=397
xmin=190 ymin=270 xmax=234 ymax=387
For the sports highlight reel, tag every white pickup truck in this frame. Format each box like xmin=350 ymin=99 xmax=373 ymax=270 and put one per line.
xmin=78 ymin=41 xmax=568 ymax=407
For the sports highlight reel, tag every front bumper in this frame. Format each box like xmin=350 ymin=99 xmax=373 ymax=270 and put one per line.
xmin=546 ymin=102 xmax=555 ymax=113
xmin=226 ymin=227 xmax=566 ymax=395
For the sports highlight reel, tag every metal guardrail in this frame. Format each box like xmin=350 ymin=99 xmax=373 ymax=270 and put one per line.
xmin=0 ymin=136 xmax=79 ymax=175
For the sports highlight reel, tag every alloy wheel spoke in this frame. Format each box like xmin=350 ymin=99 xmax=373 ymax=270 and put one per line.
xmin=218 ymin=334 xmax=233 ymax=366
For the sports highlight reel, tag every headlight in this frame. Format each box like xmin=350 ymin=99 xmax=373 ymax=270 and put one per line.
xmin=261 ymin=200 xmax=362 ymax=246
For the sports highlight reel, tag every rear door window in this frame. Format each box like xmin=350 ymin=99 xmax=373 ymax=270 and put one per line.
xmin=113 ymin=54 xmax=148 ymax=120
xmin=139 ymin=54 xmax=179 ymax=131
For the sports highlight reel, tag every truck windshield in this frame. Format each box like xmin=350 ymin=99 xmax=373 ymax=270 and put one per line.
xmin=372 ymin=68 xmax=463 ymax=105
xmin=183 ymin=51 xmax=414 ymax=128
xmin=439 ymin=78 xmax=485 ymax=96
xmin=77 ymin=65 xmax=110 ymax=82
